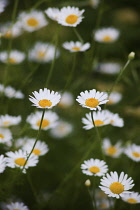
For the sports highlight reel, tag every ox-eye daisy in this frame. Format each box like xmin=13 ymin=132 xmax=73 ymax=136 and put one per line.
xmin=6 ymin=149 xmax=38 ymax=173
xmin=45 ymin=7 xmax=60 ymax=21
xmin=94 ymin=28 xmax=120 ymax=43
xmin=57 ymin=6 xmax=84 ymax=27
xmin=0 ymin=114 xmax=21 ymax=127
xmin=0 ymin=21 xmax=23 ymax=38
xmin=29 ymin=88 xmax=61 ymax=109
xmin=18 ymin=10 xmax=48 ymax=32
xmin=50 ymin=120 xmax=73 ymax=138
xmin=125 ymin=144 xmax=140 ymax=162
xmin=81 ymin=158 xmax=108 ymax=176
xmin=76 ymin=89 xmax=108 ymax=111
xmin=102 ymin=138 xmax=123 ymax=158
xmin=27 ymin=111 xmax=59 ymax=130
xmin=6 ymin=201 xmax=29 ymax=210
xmin=82 ymin=110 xmax=110 ymax=130
xmin=28 ymin=42 xmax=59 ymax=63
xmin=107 ymin=91 xmax=122 ymax=105
xmin=0 ymin=155 xmax=6 ymax=173
xmin=4 ymin=86 xmax=24 ymax=99
xmin=0 ymin=128 xmax=12 ymax=143
xmin=58 ymin=91 xmax=74 ymax=108
xmin=122 ymin=191 xmax=140 ymax=204
xmin=0 ymin=50 xmax=25 ymax=64
xmin=23 ymin=139 xmax=49 ymax=156
xmin=62 ymin=41 xmax=90 ymax=52
xmin=107 ymin=111 xmax=124 ymax=127
xmin=99 ymin=171 xmax=134 ymax=199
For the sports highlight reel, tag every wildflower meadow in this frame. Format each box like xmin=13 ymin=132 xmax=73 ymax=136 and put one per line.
xmin=0 ymin=0 xmax=140 ymax=209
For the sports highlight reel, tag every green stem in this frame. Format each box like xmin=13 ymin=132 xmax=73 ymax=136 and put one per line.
xmin=87 ymin=188 xmax=95 ymax=210
xmin=73 ymin=28 xmax=84 ymax=43
xmin=22 ymin=109 xmax=45 ymax=172
xmin=92 ymin=177 xmax=97 ymax=210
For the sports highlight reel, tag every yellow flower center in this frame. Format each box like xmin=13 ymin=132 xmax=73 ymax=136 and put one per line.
xmin=36 ymin=119 xmax=50 ymax=128
xmin=38 ymin=99 xmax=52 ymax=108
xmin=110 ymin=120 xmax=114 ymax=124
xmin=8 ymin=58 xmax=16 ymax=64
xmin=72 ymin=47 xmax=81 ymax=51
xmin=65 ymin=15 xmax=78 ymax=24
xmin=27 ymin=18 xmax=39 ymax=27
xmin=15 ymin=158 xmax=26 ymax=166
xmin=0 ymin=134 xmax=4 ymax=139
xmin=109 ymin=182 xmax=124 ymax=194
xmin=33 ymin=149 xmax=41 ymax=155
xmin=127 ymin=198 xmax=137 ymax=203
xmin=107 ymin=99 xmax=114 ymax=105
xmin=94 ymin=120 xmax=104 ymax=126
xmin=5 ymin=31 xmax=12 ymax=38
xmin=102 ymin=35 xmax=112 ymax=42
xmin=85 ymin=98 xmax=99 ymax=108
xmin=3 ymin=121 xmax=10 ymax=125
xmin=37 ymin=51 xmax=46 ymax=58
xmin=89 ymin=166 xmax=100 ymax=174
xmin=106 ymin=146 xmax=117 ymax=155
xmin=132 ymin=152 xmax=140 ymax=157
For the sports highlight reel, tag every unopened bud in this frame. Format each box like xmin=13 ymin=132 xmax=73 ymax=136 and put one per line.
xmin=85 ymin=179 xmax=91 ymax=187
xmin=128 ymin=52 xmax=135 ymax=60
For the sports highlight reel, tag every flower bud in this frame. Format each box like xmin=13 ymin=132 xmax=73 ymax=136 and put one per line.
xmin=128 ymin=52 xmax=135 ymax=60
xmin=85 ymin=179 xmax=91 ymax=187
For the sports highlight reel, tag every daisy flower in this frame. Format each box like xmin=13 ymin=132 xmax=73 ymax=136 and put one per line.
xmin=96 ymin=62 xmax=121 ymax=74
xmin=81 ymin=158 xmax=108 ymax=176
xmin=23 ymin=139 xmax=49 ymax=156
xmin=50 ymin=120 xmax=73 ymax=138
xmin=99 ymin=171 xmax=134 ymax=199
xmin=0 ymin=0 xmax=8 ymax=14
xmin=57 ymin=6 xmax=85 ymax=27
xmin=15 ymin=137 xmax=29 ymax=149
xmin=6 ymin=149 xmax=39 ymax=173
xmin=89 ymin=0 xmax=100 ymax=9
xmin=107 ymin=91 xmax=122 ymax=105
xmin=102 ymin=138 xmax=123 ymax=158
xmin=58 ymin=91 xmax=74 ymax=108
xmin=0 ymin=21 xmax=23 ymax=38
xmin=107 ymin=111 xmax=124 ymax=127
xmin=45 ymin=7 xmax=60 ymax=21
xmin=82 ymin=110 xmax=110 ymax=130
xmin=0 ymin=114 xmax=21 ymax=127
xmin=26 ymin=111 xmax=59 ymax=130
xmin=62 ymin=41 xmax=90 ymax=52
xmin=124 ymin=144 xmax=140 ymax=162
xmin=94 ymin=28 xmax=120 ymax=43
xmin=28 ymin=42 xmax=59 ymax=63
xmin=122 ymin=191 xmax=140 ymax=204
xmin=0 ymin=155 xmax=6 ymax=173
xmin=0 ymin=50 xmax=25 ymax=64
xmin=18 ymin=10 xmax=48 ymax=32
xmin=0 ymin=128 xmax=12 ymax=143
xmin=6 ymin=201 xmax=29 ymax=210
xmin=4 ymin=86 xmax=24 ymax=99
xmin=76 ymin=89 xmax=109 ymax=111
xmin=29 ymin=88 xmax=61 ymax=109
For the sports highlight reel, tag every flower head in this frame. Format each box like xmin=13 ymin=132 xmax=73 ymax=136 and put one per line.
xmin=6 ymin=201 xmax=29 ymax=210
xmin=0 ymin=50 xmax=25 ymax=64
xmin=4 ymin=86 xmax=24 ymax=99
xmin=94 ymin=28 xmax=120 ymax=43
xmin=57 ymin=6 xmax=84 ymax=27
xmin=99 ymin=171 xmax=134 ymax=198
xmin=0 ymin=21 xmax=23 ymax=38
xmin=96 ymin=62 xmax=121 ymax=74
xmin=45 ymin=7 xmax=60 ymax=21
xmin=122 ymin=191 xmax=140 ymax=204
xmin=125 ymin=144 xmax=140 ymax=162
xmin=81 ymin=158 xmax=108 ymax=176
xmin=29 ymin=88 xmax=61 ymax=109
xmin=62 ymin=41 xmax=90 ymax=52
xmin=107 ymin=91 xmax=122 ymax=105
xmin=107 ymin=111 xmax=124 ymax=127
xmin=0 ymin=128 xmax=12 ymax=143
xmin=0 ymin=155 xmax=6 ymax=173
xmin=76 ymin=89 xmax=108 ymax=111
xmin=0 ymin=114 xmax=21 ymax=127
xmin=58 ymin=91 xmax=74 ymax=108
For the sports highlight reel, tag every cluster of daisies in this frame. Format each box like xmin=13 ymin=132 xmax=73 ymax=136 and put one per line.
xmin=0 ymin=84 xmax=24 ymax=99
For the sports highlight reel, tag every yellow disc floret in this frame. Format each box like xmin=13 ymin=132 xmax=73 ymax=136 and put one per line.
xmin=39 ymin=99 xmax=52 ymax=108
xmin=94 ymin=120 xmax=104 ymax=126
xmin=106 ymin=146 xmax=117 ymax=156
xmin=33 ymin=149 xmax=41 ymax=155
xmin=15 ymin=158 xmax=26 ymax=166
xmin=102 ymin=35 xmax=112 ymax=42
xmin=72 ymin=47 xmax=80 ymax=51
xmin=36 ymin=119 xmax=50 ymax=128
xmin=132 ymin=152 xmax=140 ymax=158
xmin=85 ymin=98 xmax=99 ymax=108
xmin=65 ymin=15 xmax=78 ymax=24
xmin=89 ymin=166 xmax=100 ymax=174
xmin=0 ymin=134 xmax=4 ymax=139
xmin=27 ymin=18 xmax=39 ymax=27
xmin=127 ymin=198 xmax=137 ymax=203
xmin=109 ymin=182 xmax=124 ymax=194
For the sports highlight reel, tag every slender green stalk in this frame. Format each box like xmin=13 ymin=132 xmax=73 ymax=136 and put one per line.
xmin=87 ymin=188 xmax=95 ymax=210
xmin=91 ymin=111 xmax=105 ymax=161
xmin=73 ymin=28 xmax=84 ymax=43
xmin=22 ymin=109 xmax=45 ymax=172
xmin=92 ymin=177 xmax=97 ymax=210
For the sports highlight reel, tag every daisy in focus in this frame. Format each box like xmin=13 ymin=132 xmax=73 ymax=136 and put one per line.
xmin=102 ymin=138 xmax=123 ymax=158
xmin=57 ymin=6 xmax=85 ymax=27
xmin=99 ymin=171 xmax=134 ymax=198
xmin=122 ymin=191 xmax=140 ymax=204
xmin=50 ymin=120 xmax=73 ymax=138
xmin=6 ymin=149 xmax=39 ymax=173
xmin=28 ymin=42 xmax=59 ymax=63
xmin=58 ymin=91 xmax=74 ymax=108
xmin=45 ymin=7 xmax=60 ymax=21
xmin=0 ymin=50 xmax=25 ymax=64
xmin=0 ymin=21 xmax=23 ymax=38
xmin=96 ymin=62 xmax=121 ymax=74
xmin=107 ymin=91 xmax=122 ymax=105
xmin=76 ymin=89 xmax=109 ymax=111
xmin=0 ymin=155 xmax=6 ymax=173
xmin=81 ymin=158 xmax=108 ymax=176
xmin=82 ymin=110 xmax=110 ymax=130
xmin=0 ymin=114 xmax=21 ymax=127
xmin=94 ymin=28 xmax=120 ymax=43
xmin=62 ymin=41 xmax=90 ymax=52
xmin=29 ymin=88 xmax=61 ymax=109
xmin=5 ymin=201 xmax=29 ymax=210
xmin=18 ymin=10 xmax=48 ymax=32
xmin=124 ymin=144 xmax=140 ymax=162
xmin=23 ymin=139 xmax=49 ymax=156
xmin=26 ymin=111 xmax=59 ymax=130
xmin=0 ymin=128 xmax=12 ymax=144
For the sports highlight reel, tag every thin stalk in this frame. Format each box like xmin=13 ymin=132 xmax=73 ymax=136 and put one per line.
xmin=22 ymin=109 xmax=45 ymax=172
xmin=87 ymin=188 xmax=95 ymax=210
xmin=92 ymin=177 xmax=97 ymax=210
xmin=73 ymin=28 xmax=84 ymax=43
